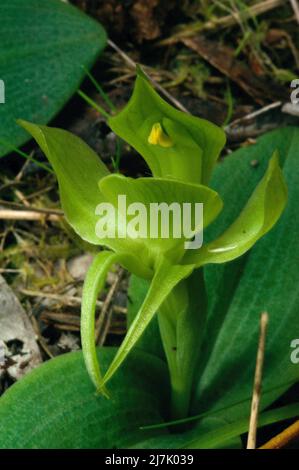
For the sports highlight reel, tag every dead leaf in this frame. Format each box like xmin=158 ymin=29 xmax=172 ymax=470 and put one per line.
xmin=182 ymin=35 xmax=289 ymax=104
xmin=131 ymin=0 xmax=161 ymax=42
xmin=0 ymin=275 xmax=41 ymax=381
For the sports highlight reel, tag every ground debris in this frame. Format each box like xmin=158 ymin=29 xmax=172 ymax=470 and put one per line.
xmin=57 ymin=332 xmax=80 ymax=352
xmin=0 ymin=275 xmax=41 ymax=383
xmin=67 ymin=253 xmax=94 ymax=281
xmin=182 ymin=35 xmax=289 ymax=105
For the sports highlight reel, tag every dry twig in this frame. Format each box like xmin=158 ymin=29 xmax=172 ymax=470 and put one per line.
xmin=160 ymin=0 xmax=285 ymax=44
xmin=108 ymin=39 xmax=189 ymax=114
xmin=259 ymin=420 xmax=299 ymax=448
xmin=30 ymin=315 xmax=54 ymax=359
xmin=289 ymin=0 xmax=299 ymax=23
xmin=20 ymin=289 xmax=127 ymax=315
xmin=226 ymin=101 xmax=282 ymax=130
xmin=0 ymin=200 xmax=63 ymax=215
xmin=0 ymin=209 xmax=62 ymax=222
xmin=95 ymin=268 xmax=124 ymax=345
xmin=247 ymin=312 xmax=269 ymax=449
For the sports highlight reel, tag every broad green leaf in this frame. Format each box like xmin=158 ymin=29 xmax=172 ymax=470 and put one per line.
xmin=0 ymin=349 xmax=169 ymax=449
xmin=131 ymin=416 xmax=238 ymax=449
xmin=133 ymin=402 xmax=299 ymax=449
xmin=192 ymin=127 xmax=299 ymax=420
xmin=140 ymin=377 xmax=298 ymax=431
xmin=183 ymin=403 xmax=299 ymax=449
xmin=99 ymin=173 xmax=223 ymax=265
xmin=108 ymin=71 xmax=226 ymax=185
xmin=183 ymin=152 xmax=287 ymax=266
xmin=0 ymin=0 xmax=106 ymax=157
xmin=99 ymin=259 xmax=195 ymax=391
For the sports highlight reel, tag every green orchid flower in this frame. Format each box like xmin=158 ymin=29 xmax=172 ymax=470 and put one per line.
xmin=18 ymin=69 xmax=287 ymax=419
xmin=109 ymin=67 xmax=225 ymax=186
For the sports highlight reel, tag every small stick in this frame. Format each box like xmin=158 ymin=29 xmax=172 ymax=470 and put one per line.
xmin=0 ymin=181 xmax=22 ymax=192
xmin=259 ymin=420 xmax=299 ymax=449
xmin=290 ymin=0 xmax=299 ymax=23
xmin=96 ymin=306 xmax=113 ymax=346
xmin=160 ymin=0 xmax=285 ymax=44
xmin=21 ymin=289 xmax=96 ymax=307
xmin=20 ymin=289 xmax=127 ymax=314
xmin=15 ymin=158 xmax=31 ymax=182
xmin=0 ymin=209 xmax=62 ymax=222
xmin=95 ymin=269 xmax=124 ymax=344
xmin=0 ymin=200 xmax=63 ymax=215
xmin=0 ymin=268 xmax=23 ymax=274
xmin=14 ymin=189 xmax=30 ymax=207
xmin=107 ymin=39 xmax=190 ymax=114
xmin=30 ymin=315 xmax=54 ymax=359
xmin=247 ymin=312 xmax=269 ymax=449
xmin=26 ymin=185 xmax=56 ymax=200
xmin=226 ymin=101 xmax=282 ymax=130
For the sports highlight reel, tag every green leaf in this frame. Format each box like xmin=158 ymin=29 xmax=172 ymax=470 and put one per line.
xmin=184 ymin=403 xmax=299 ymax=449
xmin=192 ymin=127 xmax=299 ymax=420
xmin=99 ymin=259 xmax=195 ymax=391
xmin=108 ymin=71 xmax=226 ymax=185
xmin=18 ymin=120 xmax=109 ymax=246
xmin=131 ymin=416 xmax=237 ymax=449
xmin=132 ymin=402 xmax=299 ymax=449
xmin=0 ymin=349 xmax=169 ymax=449
xmin=0 ymin=0 xmax=106 ymax=158
xmin=183 ymin=151 xmax=287 ymax=266
xmin=141 ymin=377 xmax=298 ymax=430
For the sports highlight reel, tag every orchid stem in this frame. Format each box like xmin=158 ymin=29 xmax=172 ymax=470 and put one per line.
xmin=158 ymin=269 xmax=207 ymax=421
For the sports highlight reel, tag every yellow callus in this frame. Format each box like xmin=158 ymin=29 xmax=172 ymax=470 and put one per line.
xmin=148 ymin=122 xmax=173 ymax=148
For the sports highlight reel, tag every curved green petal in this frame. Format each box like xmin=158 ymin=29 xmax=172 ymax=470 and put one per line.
xmin=98 ymin=258 xmax=195 ymax=392
xmin=184 ymin=152 xmax=287 ymax=267
xmin=81 ymin=250 xmax=121 ymax=395
xmin=18 ymin=120 xmax=109 ymax=245
xmin=108 ymin=70 xmax=226 ymax=185
xmin=81 ymin=249 xmax=156 ymax=395
xmin=99 ymin=174 xmax=223 ymax=265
